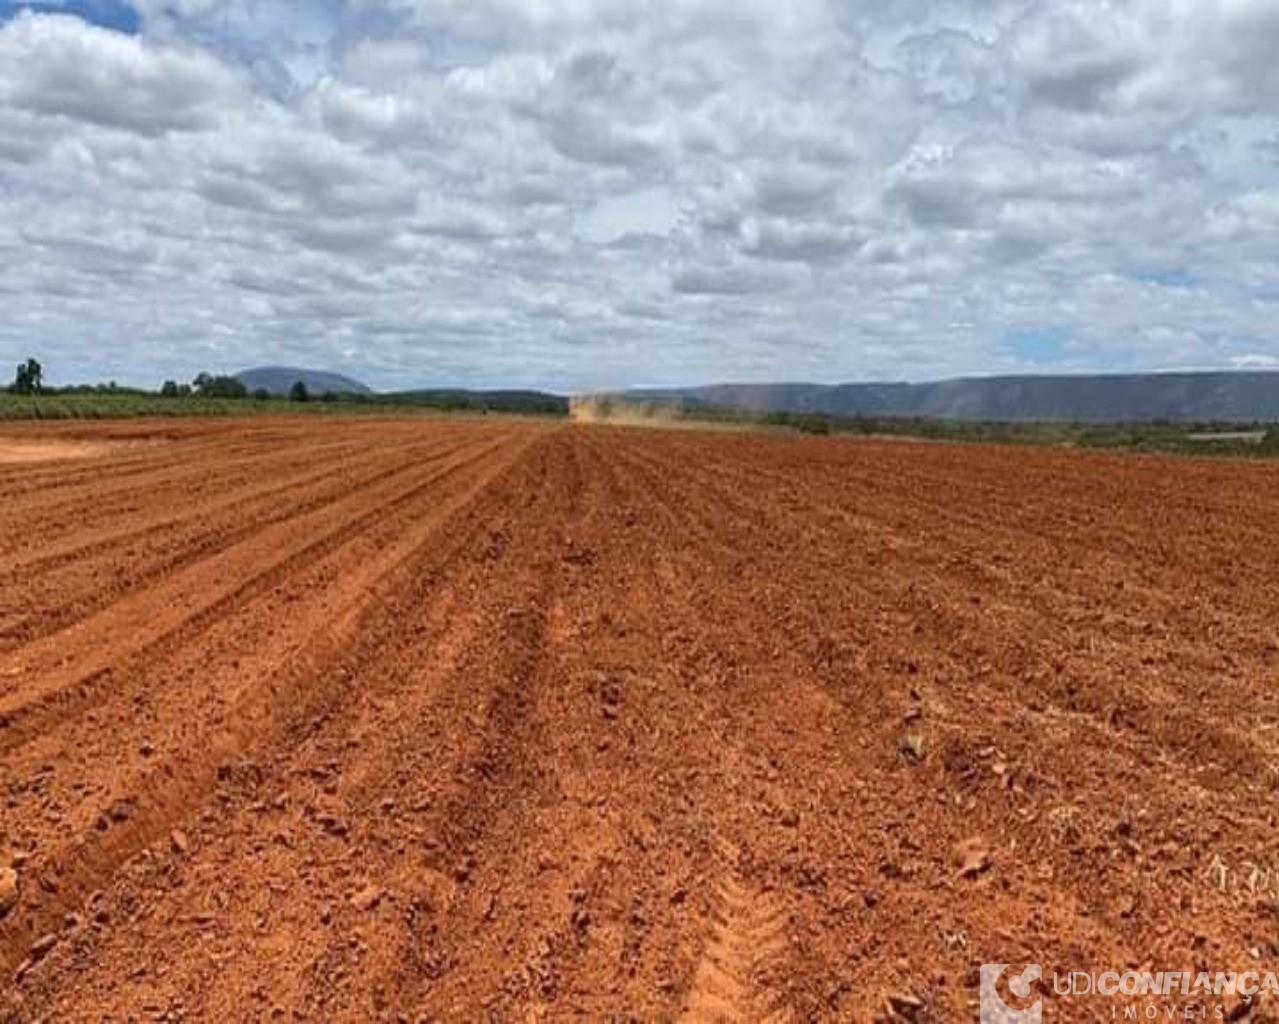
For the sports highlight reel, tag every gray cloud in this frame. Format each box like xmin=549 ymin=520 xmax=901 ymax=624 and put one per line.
xmin=0 ymin=0 xmax=1277 ymax=391
xmin=671 ymin=264 xmax=792 ymax=296
xmin=888 ymin=178 xmax=980 ymax=229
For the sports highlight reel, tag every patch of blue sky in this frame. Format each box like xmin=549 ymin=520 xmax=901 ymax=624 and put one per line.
xmin=420 ymin=25 xmax=494 ymax=71
xmin=163 ymin=0 xmax=344 ymax=92
xmin=0 ymin=0 xmax=139 ymax=33
xmin=999 ymin=324 xmax=1070 ymax=365
xmin=1131 ymin=267 xmax=1197 ymax=288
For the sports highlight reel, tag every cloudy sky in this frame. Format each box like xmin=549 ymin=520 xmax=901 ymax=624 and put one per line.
xmin=1 ymin=0 xmax=1277 ymax=391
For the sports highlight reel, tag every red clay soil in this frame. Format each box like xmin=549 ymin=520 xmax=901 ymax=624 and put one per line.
xmin=2 ymin=417 xmax=1279 ymax=1023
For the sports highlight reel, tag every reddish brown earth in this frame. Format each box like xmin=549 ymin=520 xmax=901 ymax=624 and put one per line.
xmin=2 ymin=417 xmax=1279 ymax=1023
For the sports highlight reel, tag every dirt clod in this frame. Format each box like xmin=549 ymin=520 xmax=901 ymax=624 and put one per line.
xmin=953 ymin=838 xmax=993 ymax=879
xmin=350 ymin=886 xmax=384 ymax=912
xmin=29 ymin=934 xmax=57 ymax=961
xmin=899 ymin=732 xmax=927 ymax=762
xmin=0 ymin=867 xmax=18 ymax=917
xmin=887 ymin=991 xmax=926 ymax=1021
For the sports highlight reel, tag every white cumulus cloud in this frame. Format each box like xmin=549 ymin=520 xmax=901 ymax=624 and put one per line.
xmin=0 ymin=0 xmax=1276 ymax=390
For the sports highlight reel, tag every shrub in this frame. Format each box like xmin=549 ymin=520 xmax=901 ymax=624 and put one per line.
xmin=192 ymin=373 xmax=248 ymax=398
xmin=797 ymin=413 xmax=831 ymax=436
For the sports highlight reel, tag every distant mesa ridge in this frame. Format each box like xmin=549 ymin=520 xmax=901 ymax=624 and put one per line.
xmin=235 ymin=366 xmax=372 ymax=396
xmin=626 ymin=371 xmax=1279 ymax=423
xmin=228 ymin=368 xmax=1279 ymax=422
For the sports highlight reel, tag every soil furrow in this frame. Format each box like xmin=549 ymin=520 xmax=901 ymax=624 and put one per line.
xmin=0 ymin=434 xmax=399 ymax=575
xmin=0 ymin=433 xmax=469 ymax=650
xmin=0 ymin=433 xmax=510 ymax=739
xmin=0 ymin=427 xmax=543 ymax=979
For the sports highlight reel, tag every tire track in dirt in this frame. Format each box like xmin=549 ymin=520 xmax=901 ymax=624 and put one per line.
xmin=679 ymin=840 xmax=791 ymax=1024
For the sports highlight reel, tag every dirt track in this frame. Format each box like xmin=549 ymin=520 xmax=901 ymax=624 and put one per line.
xmin=2 ymin=417 xmax=1278 ymax=1023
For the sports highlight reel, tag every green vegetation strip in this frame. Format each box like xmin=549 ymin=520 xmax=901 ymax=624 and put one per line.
xmin=0 ymin=392 xmax=568 ymax=421
xmin=662 ymin=403 xmax=1279 ymax=457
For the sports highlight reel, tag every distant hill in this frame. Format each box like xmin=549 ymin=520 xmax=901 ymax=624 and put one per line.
xmin=627 ymin=372 xmax=1279 ymax=423
xmin=235 ymin=367 xmax=372 ymax=396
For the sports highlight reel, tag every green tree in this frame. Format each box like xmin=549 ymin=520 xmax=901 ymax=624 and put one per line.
xmin=12 ymin=358 xmax=42 ymax=395
xmin=289 ymin=380 xmax=310 ymax=403
xmin=160 ymin=380 xmax=180 ymax=397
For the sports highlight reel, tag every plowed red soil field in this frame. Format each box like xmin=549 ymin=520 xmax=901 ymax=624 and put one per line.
xmin=3 ymin=417 xmax=1279 ymax=1023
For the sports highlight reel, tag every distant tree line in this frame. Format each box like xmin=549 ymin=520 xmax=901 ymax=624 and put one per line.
xmin=6 ymin=360 xmax=320 ymax=402
xmin=159 ymin=373 xmax=316 ymax=401
xmin=8 ymin=358 xmax=566 ymax=416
